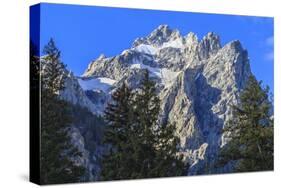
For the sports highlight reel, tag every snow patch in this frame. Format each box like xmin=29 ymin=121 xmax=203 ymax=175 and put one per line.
xmin=78 ymin=77 xmax=116 ymax=92
xmin=162 ymin=38 xmax=184 ymax=49
xmin=130 ymin=59 xmax=180 ymax=85
xmin=134 ymin=44 xmax=157 ymax=55
xmin=133 ymin=38 xmax=185 ymax=55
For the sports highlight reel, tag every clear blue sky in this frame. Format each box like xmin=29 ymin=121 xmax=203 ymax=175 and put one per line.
xmin=31 ymin=3 xmax=274 ymax=92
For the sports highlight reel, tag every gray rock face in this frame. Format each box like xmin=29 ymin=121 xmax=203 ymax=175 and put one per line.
xmin=199 ymin=32 xmax=221 ymax=59
xmin=59 ymin=71 xmax=100 ymax=113
xmin=56 ymin=24 xmax=253 ymax=176
xmin=68 ymin=126 xmax=93 ymax=181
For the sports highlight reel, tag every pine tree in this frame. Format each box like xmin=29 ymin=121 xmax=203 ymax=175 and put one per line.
xmin=218 ymin=75 xmax=273 ymax=172
xmin=132 ymin=70 xmax=186 ymax=178
xmin=41 ymin=38 xmax=66 ymax=95
xmin=101 ymin=70 xmax=187 ymax=180
xmin=30 ymin=41 xmax=39 ymax=90
xmin=40 ymin=38 xmax=85 ymax=184
xmin=30 ymin=40 xmax=40 ymax=183
xmin=101 ymin=83 xmax=135 ymax=180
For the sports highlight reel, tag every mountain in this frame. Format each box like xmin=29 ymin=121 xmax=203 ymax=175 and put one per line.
xmin=57 ymin=24 xmax=252 ymax=176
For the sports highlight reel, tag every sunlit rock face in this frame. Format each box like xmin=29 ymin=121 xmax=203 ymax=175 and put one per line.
xmin=55 ymin=25 xmax=252 ymax=176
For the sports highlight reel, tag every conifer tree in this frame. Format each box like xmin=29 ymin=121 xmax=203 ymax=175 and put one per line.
xmin=101 ymin=70 xmax=187 ymax=180
xmin=218 ymin=75 xmax=273 ymax=172
xmin=30 ymin=41 xmax=40 ymax=183
xmin=101 ymin=83 xmax=135 ymax=180
xmin=30 ymin=41 xmax=39 ymax=90
xmin=132 ymin=70 xmax=186 ymax=178
xmin=40 ymin=38 xmax=85 ymax=184
xmin=41 ymin=38 xmax=66 ymax=95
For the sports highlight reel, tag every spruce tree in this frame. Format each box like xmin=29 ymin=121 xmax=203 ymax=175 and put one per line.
xmin=218 ymin=75 xmax=273 ymax=172
xmin=30 ymin=41 xmax=39 ymax=90
xmin=101 ymin=70 xmax=186 ymax=180
xmin=133 ymin=70 xmax=186 ymax=178
xmin=101 ymin=83 xmax=135 ymax=180
xmin=41 ymin=38 xmax=66 ymax=95
xmin=40 ymin=38 xmax=85 ymax=184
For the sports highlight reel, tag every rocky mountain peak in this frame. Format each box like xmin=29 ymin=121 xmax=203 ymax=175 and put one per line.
xmin=149 ymin=24 xmax=179 ymax=40
xmin=204 ymin=32 xmax=221 ymax=45
xmin=153 ymin=24 xmax=172 ymax=34
xmin=185 ymin=32 xmax=199 ymax=45
xmin=225 ymin=40 xmax=244 ymax=53
xmin=219 ymin=40 xmax=248 ymax=64
xmin=198 ymin=32 xmax=221 ymax=59
xmin=133 ymin=24 xmax=182 ymax=48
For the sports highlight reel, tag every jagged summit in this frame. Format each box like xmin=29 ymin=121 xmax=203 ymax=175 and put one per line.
xmin=83 ymin=24 xmax=248 ymax=82
xmin=202 ymin=32 xmax=221 ymax=50
xmin=151 ymin=24 xmax=174 ymax=37
xmin=133 ymin=24 xmax=181 ymax=48
xmin=149 ymin=24 xmax=181 ymax=41
xmin=198 ymin=32 xmax=221 ymax=59
xmin=130 ymin=25 xmax=228 ymax=63
xmin=225 ymin=40 xmax=244 ymax=52
xmin=185 ymin=32 xmax=198 ymax=44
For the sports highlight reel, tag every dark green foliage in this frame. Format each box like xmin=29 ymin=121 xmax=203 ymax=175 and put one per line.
xmin=40 ymin=39 xmax=85 ymax=184
xmin=42 ymin=38 xmax=66 ymax=94
xmin=101 ymin=83 xmax=135 ymax=180
xmin=68 ymin=103 xmax=106 ymax=180
xmin=101 ymin=70 xmax=187 ymax=180
xmin=68 ymin=104 xmax=105 ymax=153
xmin=218 ymin=75 xmax=273 ymax=172
xmin=132 ymin=70 xmax=186 ymax=178
xmin=30 ymin=41 xmax=39 ymax=90
xmin=30 ymin=40 xmax=40 ymax=184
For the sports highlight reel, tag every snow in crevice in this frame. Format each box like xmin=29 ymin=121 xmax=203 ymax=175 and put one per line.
xmin=133 ymin=44 xmax=158 ymax=55
xmin=162 ymin=38 xmax=185 ymax=49
xmin=133 ymin=38 xmax=185 ymax=55
xmin=130 ymin=59 xmax=180 ymax=86
xmin=78 ymin=77 xmax=116 ymax=92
